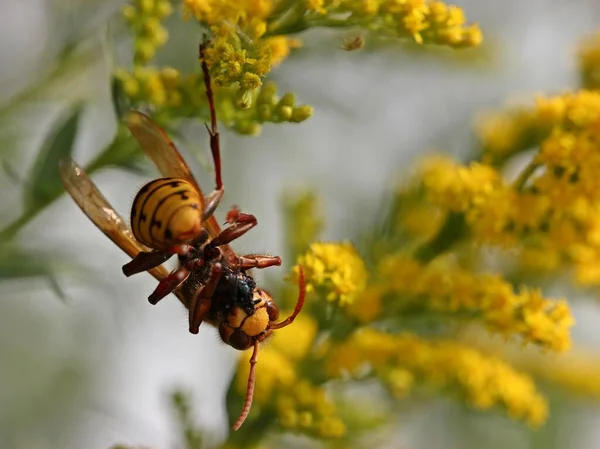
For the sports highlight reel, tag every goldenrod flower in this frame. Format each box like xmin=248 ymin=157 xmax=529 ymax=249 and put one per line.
xmin=578 ymin=31 xmax=600 ymax=89
xmin=378 ymin=255 xmax=574 ymax=352
xmin=327 ymin=330 xmax=548 ymax=427
xmin=346 ymin=285 xmax=383 ymax=323
xmin=234 ymin=313 xmax=317 ymax=404
xmin=292 ymin=242 xmax=368 ymax=307
xmin=520 ymin=350 xmax=600 ymax=399
xmin=470 ymin=90 xmax=600 ymax=285
xmin=123 ymin=0 xmax=173 ymax=64
xmin=276 ymin=380 xmax=345 ymax=438
xmin=420 ymin=156 xmax=503 ymax=212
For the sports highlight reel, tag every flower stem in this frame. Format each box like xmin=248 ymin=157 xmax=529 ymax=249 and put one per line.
xmin=512 ymin=160 xmax=539 ymax=191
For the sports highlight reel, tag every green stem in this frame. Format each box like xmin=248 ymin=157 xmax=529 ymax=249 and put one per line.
xmin=0 ymin=209 xmax=42 ymax=242
xmin=265 ymin=1 xmax=308 ymax=37
xmin=512 ymin=160 xmax=539 ymax=191
xmin=413 ymin=212 xmax=467 ymax=263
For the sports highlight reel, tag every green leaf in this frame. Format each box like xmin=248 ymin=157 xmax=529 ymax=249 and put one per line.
xmin=24 ymin=106 xmax=83 ymax=211
xmin=0 ymin=244 xmax=65 ymax=300
xmin=110 ymin=76 xmax=130 ymax=122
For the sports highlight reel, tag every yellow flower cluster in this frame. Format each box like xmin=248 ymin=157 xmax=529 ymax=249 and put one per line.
xmin=378 ymin=254 xmax=574 ymax=352
xmin=122 ymin=0 xmax=173 ymax=64
xmin=333 ymin=0 xmax=482 ymax=47
xmin=115 ymin=65 xmax=313 ymax=134
xmin=292 ymin=242 xmax=369 ymax=307
xmin=475 ymin=107 xmax=540 ymax=164
xmin=471 ymin=91 xmax=600 ymax=284
xmin=420 ymin=156 xmax=503 ymax=212
xmin=419 ymin=155 xmax=519 ymax=246
xmin=276 ymin=380 xmax=346 ymax=438
xmin=235 ymin=313 xmax=317 ymax=404
xmin=115 ymin=66 xmax=184 ymax=109
xmin=184 ymin=0 xmax=302 ymax=100
xmin=477 ymin=91 xmax=600 ymax=164
xmin=327 ymin=329 xmax=548 ymax=427
xmin=233 ymin=314 xmax=345 ymax=438
xmin=578 ymin=31 xmax=600 ymax=90
xmin=182 ymin=0 xmax=481 ymax=100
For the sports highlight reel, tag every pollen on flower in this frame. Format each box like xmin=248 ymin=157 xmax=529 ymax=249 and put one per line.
xmin=292 ymin=242 xmax=368 ymax=307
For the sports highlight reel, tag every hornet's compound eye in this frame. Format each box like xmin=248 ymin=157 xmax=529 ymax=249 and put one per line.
xmin=227 ymin=329 xmax=252 ymax=351
xmin=266 ymin=301 xmax=279 ymax=322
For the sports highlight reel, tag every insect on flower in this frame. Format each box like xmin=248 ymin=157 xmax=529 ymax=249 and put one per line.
xmin=340 ymin=35 xmax=364 ymax=51
xmin=59 ymin=38 xmax=306 ymax=431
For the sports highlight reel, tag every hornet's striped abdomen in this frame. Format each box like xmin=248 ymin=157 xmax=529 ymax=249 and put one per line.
xmin=131 ymin=178 xmax=204 ymax=249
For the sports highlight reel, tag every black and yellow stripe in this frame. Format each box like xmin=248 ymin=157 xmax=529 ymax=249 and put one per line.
xmin=130 ymin=177 xmax=203 ymax=248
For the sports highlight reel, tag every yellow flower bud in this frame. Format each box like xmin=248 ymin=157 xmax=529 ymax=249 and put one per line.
xmin=138 ymin=0 xmax=154 ymax=15
xmin=317 ymin=416 xmax=346 ymax=438
xmin=257 ymin=81 xmax=277 ymax=106
xmin=236 ymin=88 xmax=253 ymax=109
xmin=240 ymin=72 xmax=262 ymax=91
xmin=279 ymin=92 xmax=296 ymax=108
xmin=122 ymin=78 xmax=140 ymax=97
xmin=159 ymin=66 xmax=180 ymax=89
xmin=168 ymin=91 xmax=182 ymax=107
xmin=278 ymin=105 xmax=293 ymax=121
xmin=234 ymin=120 xmax=261 ymax=136
xmin=154 ymin=0 xmax=173 ymax=19
xmin=279 ymin=408 xmax=298 ymax=429
xmin=257 ymin=104 xmax=271 ymax=121
xmin=135 ymin=39 xmax=156 ymax=63
xmin=291 ymin=105 xmax=314 ymax=123
xmin=298 ymin=411 xmax=313 ymax=428
xmin=463 ymin=25 xmax=483 ymax=47
xmin=149 ymin=24 xmax=168 ymax=47
xmin=122 ymin=5 xmax=137 ymax=23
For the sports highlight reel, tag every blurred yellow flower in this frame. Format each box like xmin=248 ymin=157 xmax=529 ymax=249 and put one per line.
xmin=578 ymin=31 xmax=600 ymax=89
xmin=327 ymin=330 xmax=548 ymax=427
xmin=378 ymin=254 xmax=574 ymax=352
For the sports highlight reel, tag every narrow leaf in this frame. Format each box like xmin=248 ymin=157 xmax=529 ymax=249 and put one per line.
xmin=24 ymin=106 xmax=83 ymax=210
xmin=110 ymin=76 xmax=129 ymax=121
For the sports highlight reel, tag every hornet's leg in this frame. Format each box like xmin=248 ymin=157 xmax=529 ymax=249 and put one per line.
xmin=188 ymin=262 xmax=223 ymax=334
xmin=122 ymin=231 xmax=209 ymax=276
xmin=234 ymin=254 xmax=282 ymax=270
xmin=148 ymin=266 xmax=191 ymax=305
xmin=122 ymin=249 xmax=174 ymax=277
xmin=209 ymin=209 xmax=258 ymax=248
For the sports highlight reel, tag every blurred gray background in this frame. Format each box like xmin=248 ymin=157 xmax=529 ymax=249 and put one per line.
xmin=1 ymin=1 xmax=600 ymax=448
